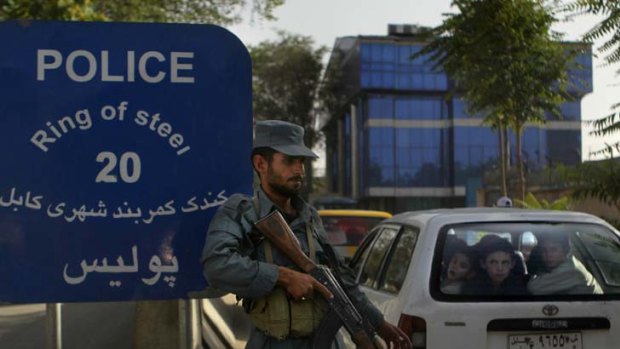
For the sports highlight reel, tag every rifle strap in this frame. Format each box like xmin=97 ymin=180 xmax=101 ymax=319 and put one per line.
xmin=311 ymin=224 xmax=344 ymax=278
xmin=252 ymin=195 xmax=316 ymax=263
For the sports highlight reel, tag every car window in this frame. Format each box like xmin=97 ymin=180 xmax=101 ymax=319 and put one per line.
xmin=575 ymin=229 xmax=620 ymax=287
xmin=379 ymin=225 xmax=419 ymax=294
xmin=350 ymin=227 xmax=377 ymax=275
xmin=359 ymin=225 xmax=399 ymax=288
xmin=433 ymin=222 xmax=620 ymax=300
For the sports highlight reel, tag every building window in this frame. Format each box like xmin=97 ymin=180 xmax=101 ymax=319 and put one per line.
xmin=368 ymin=95 xmax=393 ymax=119
xmin=545 ymin=101 xmax=581 ymax=121
xmin=547 ymin=130 xmax=580 ymax=166
xmin=520 ymin=127 xmax=545 ymax=171
xmin=361 ymin=42 xmax=448 ymax=91
xmin=395 ymin=128 xmax=443 ymax=187
xmin=395 ymin=96 xmax=444 ymax=120
xmin=569 ymin=51 xmax=593 ymax=95
xmin=368 ymin=127 xmax=394 ymax=186
xmin=454 ymin=127 xmax=499 ymax=185
xmin=453 ymin=97 xmax=486 ymax=119
xmin=345 ymin=114 xmax=352 ymax=195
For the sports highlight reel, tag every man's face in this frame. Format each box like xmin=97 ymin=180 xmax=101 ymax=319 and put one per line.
xmin=481 ymin=251 xmax=514 ymax=286
xmin=266 ymin=153 xmax=306 ymax=197
xmin=541 ymin=240 xmax=567 ymax=270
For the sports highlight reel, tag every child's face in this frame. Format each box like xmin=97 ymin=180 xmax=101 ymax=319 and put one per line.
xmin=481 ymin=251 xmax=514 ymax=286
xmin=447 ymin=252 xmax=471 ymax=281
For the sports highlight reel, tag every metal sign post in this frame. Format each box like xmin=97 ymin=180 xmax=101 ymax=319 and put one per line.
xmin=46 ymin=303 xmax=62 ymax=349
xmin=179 ymin=299 xmax=202 ymax=349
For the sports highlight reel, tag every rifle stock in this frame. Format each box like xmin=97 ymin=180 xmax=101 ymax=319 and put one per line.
xmin=253 ymin=210 xmax=316 ymax=273
xmin=254 ymin=210 xmax=379 ymax=349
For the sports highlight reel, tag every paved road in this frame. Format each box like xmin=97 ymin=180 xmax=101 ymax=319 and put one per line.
xmin=0 ymin=302 xmax=135 ymax=349
xmin=0 ymin=303 xmax=46 ymax=349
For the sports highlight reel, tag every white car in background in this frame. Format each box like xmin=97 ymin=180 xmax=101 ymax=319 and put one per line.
xmin=347 ymin=208 xmax=620 ymax=349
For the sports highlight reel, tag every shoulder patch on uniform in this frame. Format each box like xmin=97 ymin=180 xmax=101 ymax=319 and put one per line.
xmin=223 ymin=193 xmax=251 ymax=209
xmin=218 ymin=193 xmax=253 ymax=220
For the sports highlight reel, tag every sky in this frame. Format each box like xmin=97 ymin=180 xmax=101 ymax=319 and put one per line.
xmin=225 ymin=0 xmax=620 ymax=163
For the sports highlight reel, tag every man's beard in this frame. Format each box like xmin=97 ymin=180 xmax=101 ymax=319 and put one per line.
xmin=268 ymin=169 xmax=304 ymax=197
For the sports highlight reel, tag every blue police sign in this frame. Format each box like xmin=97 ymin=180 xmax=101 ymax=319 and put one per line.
xmin=0 ymin=21 xmax=253 ymax=303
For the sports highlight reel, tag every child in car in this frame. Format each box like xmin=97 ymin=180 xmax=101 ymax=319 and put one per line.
xmin=441 ymin=237 xmax=475 ymax=294
xmin=462 ymin=235 xmax=527 ymax=295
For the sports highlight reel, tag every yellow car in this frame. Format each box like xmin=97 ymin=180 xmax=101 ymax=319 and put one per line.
xmin=318 ymin=209 xmax=392 ymax=260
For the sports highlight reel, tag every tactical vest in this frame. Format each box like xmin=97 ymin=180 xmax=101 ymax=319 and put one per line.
xmin=247 ymin=196 xmax=326 ymax=339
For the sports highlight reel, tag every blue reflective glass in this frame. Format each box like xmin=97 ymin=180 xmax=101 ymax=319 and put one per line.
xmin=368 ymin=128 xmax=381 ymax=146
xmin=410 ymin=45 xmax=426 ymax=64
xmin=383 ymin=168 xmax=394 ymax=185
xmin=382 ymin=148 xmax=394 ymax=163
xmin=454 ymin=148 xmax=468 ymax=167
xmin=368 ymin=129 xmax=395 ymax=186
xmin=371 ymin=43 xmax=382 ymax=62
xmin=383 ymin=73 xmax=395 ymax=88
xmin=395 ymin=99 xmax=408 ymax=119
xmin=546 ymin=130 xmax=581 ymax=165
xmin=423 ymin=74 xmax=435 ymax=89
xmin=454 ymin=127 xmax=467 ymax=144
xmin=436 ymin=74 xmax=448 ymax=89
xmin=399 ymin=45 xmax=411 ymax=63
xmin=396 ymin=151 xmax=409 ymax=166
xmin=398 ymin=75 xmax=410 ymax=89
xmin=383 ymin=44 xmax=395 ymax=62
xmin=454 ymin=98 xmax=467 ymax=119
xmin=393 ymin=128 xmax=444 ymax=186
xmin=368 ymin=95 xmax=394 ymax=119
xmin=361 ymin=71 xmax=370 ymax=88
xmin=396 ymin=129 xmax=410 ymax=146
xmin=469 ymin=145 xmax=483 ymax=165
xmin=453 ymin=97 xmax=486 ymax=118
xmin=371 ymin=72 xmax=382 ymax=88
xmin=361 ymin=44 xmax=372 ymax=62
xmin=411 ymin=75 xmax=423 ymax=89
xmin=560 ymin=101 xmax=580 ymax=121
xmin=369 ymin=127 xmax=394 ymax=146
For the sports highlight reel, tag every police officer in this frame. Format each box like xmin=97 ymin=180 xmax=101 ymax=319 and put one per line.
xmin=201 ymin=120 xmax=412 ymax=349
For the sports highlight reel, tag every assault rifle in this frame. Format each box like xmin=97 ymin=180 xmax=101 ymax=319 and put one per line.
xmin=254 ymin=210 xmax=380 ymax=349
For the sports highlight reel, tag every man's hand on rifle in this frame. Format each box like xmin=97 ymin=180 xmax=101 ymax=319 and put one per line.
xmin=377 ymin=320 xmax=413 ymax=349
xmin=277 ymin=266 xmax=333 ymax=301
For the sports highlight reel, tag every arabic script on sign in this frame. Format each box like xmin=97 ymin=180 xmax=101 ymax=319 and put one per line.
xmin=0 ymin=187 xmax=228 ymax=224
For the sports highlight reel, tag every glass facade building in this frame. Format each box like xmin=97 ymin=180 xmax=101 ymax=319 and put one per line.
xmin=322 ymin=26 xmax=592 ymax=213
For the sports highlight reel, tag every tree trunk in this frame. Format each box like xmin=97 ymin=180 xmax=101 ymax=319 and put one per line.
xmin=304 ymin=130 xmax=318 ymax=200
xmin=515 ymin=126 xmax=526 ymax=201
xmin=498 ymin=122 xmax=507 ymax=196
xmin=305 ymin=157 xmax=314 ymax=200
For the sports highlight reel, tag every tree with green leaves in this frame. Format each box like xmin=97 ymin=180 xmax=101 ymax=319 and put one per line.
xmin=250 ymin=32 xmax=327 ymax=193
xmin=319 ymin=47 xmax=351 ymax=125
xmin=563 ymin=0 xmax=620 ymax=157
xmin=0 ymin=0 xmax=284 ymax=24
xmin=515 ymin=192 xmax=571 ymax=210
xmin=417 ymin=0 xmax=576 ymax=200
xmin=560 ymin=159 xmax=620 ymax=212
xmin=558 ymin=1 xmax=620 ymax=215
xmin=565 ymin=0 xmax=620 ymax=69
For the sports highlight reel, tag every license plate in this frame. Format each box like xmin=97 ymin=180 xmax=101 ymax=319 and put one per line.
xmin=508 ymin=332 xmax=582 ymax=349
